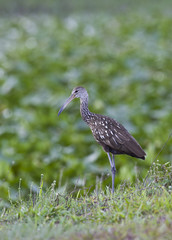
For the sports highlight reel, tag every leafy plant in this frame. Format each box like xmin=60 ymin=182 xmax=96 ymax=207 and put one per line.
xmin=0 ymin=11 xmax=172 ymax=200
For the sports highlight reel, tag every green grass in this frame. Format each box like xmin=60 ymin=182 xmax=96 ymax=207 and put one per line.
xmin=0 ymin=161 xmax=171 ymax=239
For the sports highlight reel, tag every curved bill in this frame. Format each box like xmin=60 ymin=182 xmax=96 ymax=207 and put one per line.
xmin=58 ymin=94 xmax=75 ymax=116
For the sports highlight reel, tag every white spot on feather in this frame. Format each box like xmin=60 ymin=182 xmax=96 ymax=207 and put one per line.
xmin=110 ymin=130 xmax=114 ymax=135
xmin=118 ymin=132 xmax=124 ymax=137
xmin=100 ymin=135 xmax=105 ymax=139
xmin=115 ymin=134 xmax=121 ymax=141
xmin=112 ymin=137 xmax=117 ymax=144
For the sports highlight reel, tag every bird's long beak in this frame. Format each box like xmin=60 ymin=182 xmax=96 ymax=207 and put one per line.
xmin=58 ymin=94 xmax=75 ymax=116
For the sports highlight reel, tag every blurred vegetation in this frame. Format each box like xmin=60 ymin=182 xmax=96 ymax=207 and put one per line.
xmin=0 ymin=0 xmax=172 ymax=200
xmin=0 ymin=0 xmax=171 ymax=16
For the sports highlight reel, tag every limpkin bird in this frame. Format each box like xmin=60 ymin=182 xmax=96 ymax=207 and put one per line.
xmin=58 ymin=87 xmax=146 ymax=193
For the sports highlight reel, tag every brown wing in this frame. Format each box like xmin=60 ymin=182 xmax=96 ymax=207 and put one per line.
xmin=89 ymin=114 xmax=146 ymax=159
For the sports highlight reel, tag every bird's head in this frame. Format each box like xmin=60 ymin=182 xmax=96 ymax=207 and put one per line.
xmin=58 ymin=86 xmax=88 ymax=116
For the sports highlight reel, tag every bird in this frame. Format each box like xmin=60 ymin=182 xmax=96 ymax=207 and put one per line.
xmin=58 ymin=86 xmax=146 ymax=193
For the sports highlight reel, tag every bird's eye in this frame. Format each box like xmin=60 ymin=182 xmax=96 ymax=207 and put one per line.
xmin=75 ymin=90 xmax=78 ymax=93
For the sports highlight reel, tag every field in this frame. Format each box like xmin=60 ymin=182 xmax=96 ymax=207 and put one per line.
xmin=0 ymin=0 xmax=172 ymax=239
xmin=0 ymin=161 xmax=172 ymax=239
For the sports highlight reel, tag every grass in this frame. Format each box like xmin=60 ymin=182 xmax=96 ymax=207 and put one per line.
xmin=0 ymin=161 xmax=171 ymax=239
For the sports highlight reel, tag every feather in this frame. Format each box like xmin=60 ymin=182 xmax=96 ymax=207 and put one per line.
xmin=89 ymin=114 xmax=146 ymax=160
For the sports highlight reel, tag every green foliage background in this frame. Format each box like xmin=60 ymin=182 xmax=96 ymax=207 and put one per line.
xmin=0 ymin=0 xmax=172 ymax=199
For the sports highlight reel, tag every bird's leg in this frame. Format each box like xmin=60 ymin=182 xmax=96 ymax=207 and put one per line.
xmin=111 ymin=154 xmax=116 ymax=194
xmin=107 ymin=152 xmax=113 ymax=166
xmin=107 ymin=153 xmax=116 ymax=194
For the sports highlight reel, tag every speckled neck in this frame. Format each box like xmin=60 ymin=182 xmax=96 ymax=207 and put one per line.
xmin=80 ymin=96 xmax=92 ymax=124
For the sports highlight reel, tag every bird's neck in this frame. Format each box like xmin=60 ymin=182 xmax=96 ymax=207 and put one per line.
xmin=80 ymin=97 xmax=92 ymax=124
